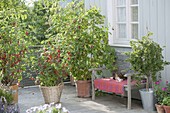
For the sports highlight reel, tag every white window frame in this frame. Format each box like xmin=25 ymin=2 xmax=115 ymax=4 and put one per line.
xmin=107 ymin=0 xmax=139 ymax=47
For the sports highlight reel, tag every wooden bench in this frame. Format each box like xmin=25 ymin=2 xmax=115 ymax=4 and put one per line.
xmin=89 ymin=68 xmax=145 ymax=110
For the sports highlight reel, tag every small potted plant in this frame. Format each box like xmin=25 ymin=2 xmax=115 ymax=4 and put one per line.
xmin=161 ymin=81 xmax=170 ymax=113
xmin=154 ymin=78 xmax=169 ymax=113
xmin=126 ymin=32 xmax=169 ymax=111
xmin=162 ymin=96 xmax=170 ymax=113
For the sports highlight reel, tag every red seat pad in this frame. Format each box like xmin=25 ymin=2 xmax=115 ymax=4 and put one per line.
xmin=94 ymin=78 xmax=136 ymax=95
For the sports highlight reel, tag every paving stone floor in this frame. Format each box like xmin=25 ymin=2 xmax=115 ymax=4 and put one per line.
xmin=19 ymin=83 xmax=156 ymax=113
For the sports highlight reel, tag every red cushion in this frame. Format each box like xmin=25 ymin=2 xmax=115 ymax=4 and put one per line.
xmin=94 ymin=77 xmax=136 ymax=95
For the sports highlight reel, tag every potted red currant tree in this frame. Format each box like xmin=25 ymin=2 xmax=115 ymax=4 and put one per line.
xmin=47 ymin=1 xmax=117 ymax=97
xmin=0 ymin=0 xmax=32 ymax=103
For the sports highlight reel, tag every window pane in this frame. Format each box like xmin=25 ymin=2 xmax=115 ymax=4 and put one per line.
xmin=117 ymin=8 xmax=126 ymax=22
xmin=131 ymin=0 xmax=138 ymax=5
xmin=131 ymin=24 xmax=138 ymax=39
xmin=118 ymin=24 xmax=126 ymax=38
xmin=131 ymin=7 xmax=138 ymax=21
xmin=117 ymin=0 xmax=126 ymax=6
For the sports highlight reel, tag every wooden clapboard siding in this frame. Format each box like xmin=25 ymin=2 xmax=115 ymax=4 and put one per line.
xmin=139 ymin=0 xmax=151 ymax=36
xmin=157 ymin=0 xmax=166 ymax=82
xmin=149 ymin=0 xmax=158 ymax=42
xmin=139 ymin=0 xmax=170 ymax=83
xmin=165 ymin=0 xmax=170 ymax=82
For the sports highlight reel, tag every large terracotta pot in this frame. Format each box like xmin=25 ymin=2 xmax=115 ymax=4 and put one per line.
xmin=163 ymin=105 xmax=170 ymax=113
xmin=40 ymin=83 xmax=64 ymax=104
xmin=76 ymin=80 xmax=91 ymax=98
xmin=155 ymin=104 xmax=165 ymax=113
xmin=10 ymin=84 xmax=18 ymax=104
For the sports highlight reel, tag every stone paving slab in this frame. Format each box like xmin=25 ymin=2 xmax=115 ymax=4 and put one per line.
xmin=19 ymin=84 xmax=156 ymax=113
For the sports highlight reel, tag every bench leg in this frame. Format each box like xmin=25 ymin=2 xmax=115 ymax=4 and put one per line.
xmin=92 ymin=70 xmax=96 ymax=100
xmin=127 ymin=76 xmax=131 ymax=109
xmin=92 ymin=87 xmax=95 ymax=100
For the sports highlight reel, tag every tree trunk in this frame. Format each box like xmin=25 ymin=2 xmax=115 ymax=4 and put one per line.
xmin=146 ymin=76 xmax=149 ymax=91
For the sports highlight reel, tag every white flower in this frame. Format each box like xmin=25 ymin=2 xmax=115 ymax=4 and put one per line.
xmin=55 ymin=103 xmax=61 ymax=109
xmin=37 ymin=105 xmax=44 ymax=111
xmin=50 ymin=102 xmax=55 ymax=106
xmin=43 ymin=104 xmax=50 ymax=109
xmin=31 ymin=107 xmax=39 ymax=112
xmin=46 ymin=107 xmax=53 ymax=113
xmin=62 ymin=107 xmax=69 ymax=113
xmin=26 ymin=109 xmax=32 ymax=113
xmin=26 ymin=103 xmax=69 ymax=113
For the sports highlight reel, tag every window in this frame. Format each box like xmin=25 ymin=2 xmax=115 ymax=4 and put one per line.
xmin=107 ymin=0 xmax=139 ymax=46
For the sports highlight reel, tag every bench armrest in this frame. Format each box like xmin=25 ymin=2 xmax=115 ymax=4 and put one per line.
xmin=89 ymin=68 xmax=106 ymax=80
xmin=124 ymin=73 xmax=133 ymax=77
xmin=124 ymin=72 xmax=139 ymax=77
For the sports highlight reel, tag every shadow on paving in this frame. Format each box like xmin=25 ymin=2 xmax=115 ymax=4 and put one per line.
xmin=19 ymin=83 xmax=155 ymax=113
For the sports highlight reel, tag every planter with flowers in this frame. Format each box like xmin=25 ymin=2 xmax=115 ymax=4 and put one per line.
xmin=162 ymin=97 xmax=170 ymax=113
xmin=154 ymin=78 xmax=170 ymax=113
xmin=154 ymin=80 xmax=170 ymax=113
xmin=126 ymin=32 xmax=170 ymax=111
xmin=0 ymin=0 xmax=31 ymax=103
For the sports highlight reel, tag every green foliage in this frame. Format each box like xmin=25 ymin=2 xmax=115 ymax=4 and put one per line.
xmin=0 ymin=0 xmax=116 ymax=86
xmin=34 ymin=45 xmax=69 ymax=86
xmin=0 ymin=88 xmax=13 ymax=104
xmin=154 ymin=77 xmax=170 ymax=105
xmin=46 ymin=1 xmax=117 ymax=80
xmin=27 ymin=0 xmax=59 ymax=43
xmin=29 ymin=0 xmax=70 ymax=87
xmin=0 ymin=0 xmax=33 ymax=86
xmin=126 ymin=32 xmax=169 ymax=91
xmin=95 ymin=90 xmax=106 ymax=97
xmin=27 ymin=0 xmax=66 ymax=44
xmin=162 ymin=97 xmax=170 ymax=106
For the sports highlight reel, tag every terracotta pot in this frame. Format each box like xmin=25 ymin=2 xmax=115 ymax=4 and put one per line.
xmin=163 ymin=105 xmax=170 ymax=113
xmin=155 ymin=104 xmax=165 ymax=113
xmin=76 ymin=80 xmax=91 ymax=98
xmin=10 ymin=84 xmax=18 ymax=104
